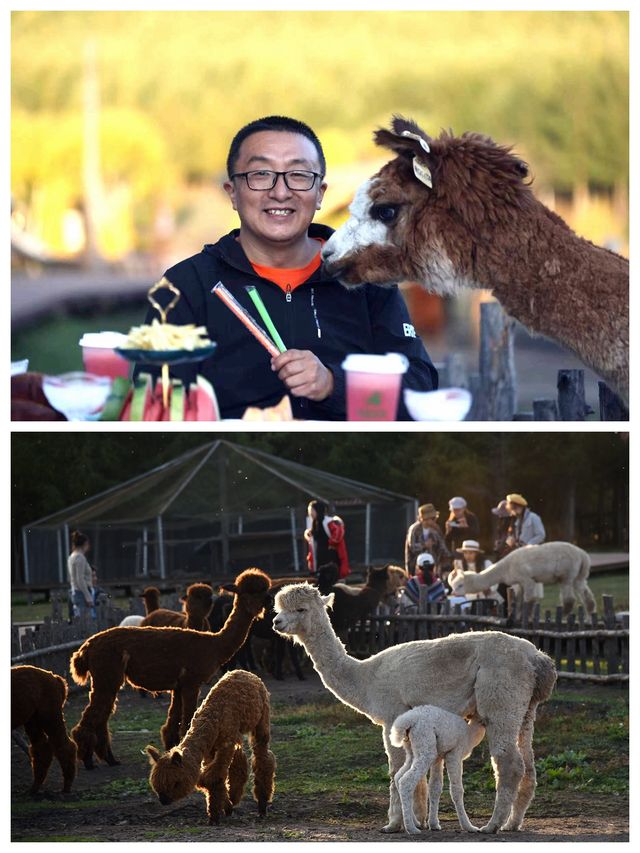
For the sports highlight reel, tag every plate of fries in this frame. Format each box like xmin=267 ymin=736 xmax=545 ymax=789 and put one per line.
xmin=116 ymin=320 xmax=216 ymax=364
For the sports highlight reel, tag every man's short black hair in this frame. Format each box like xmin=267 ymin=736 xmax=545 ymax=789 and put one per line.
xmin=226 ymin=115 xmax=326 ymax=178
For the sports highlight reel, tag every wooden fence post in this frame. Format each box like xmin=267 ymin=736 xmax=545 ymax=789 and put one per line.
xmin=476 ymin=301 xmax=517 ymax=421
xmin=557 ymin=369 xmax=587 ymax=421
xmin=598 ymin=382 xmax=629 ymax=421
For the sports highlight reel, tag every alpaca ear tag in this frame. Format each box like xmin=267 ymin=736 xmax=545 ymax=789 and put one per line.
xmin=412 ymin=157 xmax=433 ymax=189
xmin=400 ymin=130 xmax=431 ymax=154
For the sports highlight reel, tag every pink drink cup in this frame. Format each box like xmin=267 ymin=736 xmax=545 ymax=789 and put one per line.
xmin=79 ymin=333 xmax=130 ymax=380
xmin=342 ymin=353 xmax=408 ymax=421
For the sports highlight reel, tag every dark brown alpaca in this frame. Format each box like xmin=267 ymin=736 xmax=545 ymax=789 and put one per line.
xmin=141 ymin=586 xmax=161 ymax=614
xmin=329 ymin=565 xmax=390 ymax=634
xmin=69 ymin=568 xmax=271 ymax=769
xmin=11 ymin=665 xmax=77 ymax=793
xmin=146 ymin=670 xmax=275 ymax=825
xmin=140 ymin=583 xmax=214 ymax=631
xmin=322 ymin=116 xmax=628 ymax=402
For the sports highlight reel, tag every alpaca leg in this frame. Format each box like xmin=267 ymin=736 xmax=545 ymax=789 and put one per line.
xmin=161 ymin=687 xmax=183 ymax=749
xmin=382 ymin=726 xmax=421 ymax=833
xmin=251 ymin=705 xmax=276 ymax=815
xmin=427 ymin=757 xmax=443 ymax=831
xmin=179 ymin=684 xmax=201 ymax=741
xmin=575 ymin=579 xmax=597 ymax=614
xmin=227 ymin=746 xmax=249 ymax=808
xmin=502 ymin=706 xmax=537 ymax=831
xmin=445 ymin=752 xmax=479 ymax=832
xmin=72 ymin=678 xmax=122 ymax=769
xmin=24 ymin=720 xmax=53 ymax=794
xmin=392 ymin=740 xmax=420 ymax=834
xmin=560 ymin=580 xmax=575 ymax=614
xmin=199 ymin=744 xmax=237 ymax=825
xmin=41 ymin=712 xmax=77 ymax=792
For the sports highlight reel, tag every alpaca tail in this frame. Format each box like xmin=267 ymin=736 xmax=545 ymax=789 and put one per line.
xmin=575 ymin=550 xmax=597 ymax=614
xmin=70 ymin=644 xmax=90 ymax=686
xmin=531 ymin=651 xmax=557 ymax=705
xmin=389 ymin=710 xmax=413 ymax=748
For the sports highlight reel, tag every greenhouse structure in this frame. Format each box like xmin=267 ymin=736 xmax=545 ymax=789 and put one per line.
xmin=20 ymin=440 xmax=418 ymax=588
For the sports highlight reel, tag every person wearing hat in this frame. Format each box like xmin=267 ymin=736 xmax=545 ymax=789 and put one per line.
xmin=491 ymin=499 xmax=517 ymax=560
xmin=444 ymin=496 xmax=480 ymax=555
xmin=404 ymin=503 xmax=448 ymax=577
xmin=505 ymin=494 xmax=545 ymax=547
xmin=452 ymin=540 xmax=492 ymax=575
xmin=401 ymin=551 xmax=446 ymax=609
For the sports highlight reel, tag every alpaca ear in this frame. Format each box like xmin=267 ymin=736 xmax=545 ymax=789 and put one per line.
xmin=374 ymin=116 xmax=435 ymax=189
xmin=144 ymin=745 xmax=161 ymax=765
xmin=170 ymin=750 xmax=183 ymax=766
xmin=321 ymin=592 xmax=335 ymax=611
xmin=221 ymin=583 xmax=238 ymax=594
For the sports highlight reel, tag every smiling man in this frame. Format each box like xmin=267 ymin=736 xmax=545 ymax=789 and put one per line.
xmin=143 ymin=115 xmax=438 ymax=419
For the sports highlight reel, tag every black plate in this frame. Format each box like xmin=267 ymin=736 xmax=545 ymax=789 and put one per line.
xmin=115 ymin=343 xmax=217 ymax=365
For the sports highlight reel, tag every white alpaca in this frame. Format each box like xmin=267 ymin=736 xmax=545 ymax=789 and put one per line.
xmin=448 ymin=542 xmax=596 ymax=617
xmin=390 ymin=705 xmax=486 ymax=834
xmin=119 ymin=615 xmax=144 ymax=627
xmin=273 ymin=583 xmax=556 ymax=834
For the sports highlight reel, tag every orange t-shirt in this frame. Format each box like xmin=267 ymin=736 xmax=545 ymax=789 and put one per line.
xmin=249 ymin=239 xmax=324 ymax=292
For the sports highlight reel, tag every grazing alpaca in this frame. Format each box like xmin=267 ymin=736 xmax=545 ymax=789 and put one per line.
xmin=448 ymin=542 xmax=596 ymax=617
xmin=146 ymin=670 xmax=275 ymax=825
xmin=140 ymin=583 xmax=214 ymax=631
xmin=11 ymin=665 xmax=77 ymax=794
xmin=390 ymin=705 xmax=486 ymax=834
xmin=329 ymin=564 xmax=390 ymax=634
xmin=322 ymin=117 xmax=628 ymax=402
xmin=273 ymin=583 xmax=556 ymax=834
xmin=120 ymin=585 xmax=162 ymax=627
xmin=69 ymin=568 xmax=271 ymax=769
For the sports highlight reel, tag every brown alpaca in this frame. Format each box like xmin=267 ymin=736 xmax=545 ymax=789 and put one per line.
xmin=11 ymin=665 xmax=77 ymax=794
xmin=69 ymin=568 xmax=271 ymax=769
xmin=119 ymin=585 xmax=162 ymax=627
xmin=140 ymin=583 xmax=214 ymax=631
xmin=146 ymin=670 xmax=275 ymax=825
xmin=322 ymin=116 xmax=628 ymax=403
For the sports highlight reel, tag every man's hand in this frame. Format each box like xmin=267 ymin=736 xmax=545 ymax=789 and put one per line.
xmin=271 ymin=349 xmax=334 ymax=401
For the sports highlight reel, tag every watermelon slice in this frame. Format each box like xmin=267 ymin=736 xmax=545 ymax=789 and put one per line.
xmin=145 ymin=380 xmax=165 ymax=421
xmin=99 ymin=376 xmax=130 ymax=421
xmin=129 ymin=373 xmax=153 ymax=421
xmin=194 ymin=375 xmax=221 ymax=421
xmin=170 ymin=381 xmax=186 ymax=421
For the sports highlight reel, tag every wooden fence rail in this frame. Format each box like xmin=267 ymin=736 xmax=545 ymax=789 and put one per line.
xmin=345 ymin=594 xmax=628 ymax=684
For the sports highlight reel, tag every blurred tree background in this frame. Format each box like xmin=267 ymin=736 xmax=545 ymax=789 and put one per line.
xmin=11 ymin=10 xmax=629 ymax=263
xmin=12 ymin=432 xmax=628 ymax=578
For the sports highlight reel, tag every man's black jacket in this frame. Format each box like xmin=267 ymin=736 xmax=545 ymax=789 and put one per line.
xmin=141 ymin=224 xmax=438 ymax=420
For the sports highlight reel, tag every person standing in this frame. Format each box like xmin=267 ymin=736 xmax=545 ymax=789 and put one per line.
xmin=68 ymin=531 xmax=93 ymax=619
xmin=404 ymin=503 xmax=448 ymax=576
xmin=505 ymin=494 xmax=546 ymax=547
xmin=491 ymin=499 xmax=516 ymax=560
xmin=444 ymin=496 xmax=480 ymax=554
xmin=304 ymin=499 xmax=350 ymax=580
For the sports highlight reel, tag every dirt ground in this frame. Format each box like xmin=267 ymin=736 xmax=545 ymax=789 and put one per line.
xmin=11 ymin=672 xmax=629 ymax=843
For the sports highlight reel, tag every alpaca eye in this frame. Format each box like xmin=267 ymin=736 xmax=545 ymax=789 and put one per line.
xmin=296 ymin=608 xmax=306 ymax=613
xmin=370 ymin=204 xmax=400 ymax=223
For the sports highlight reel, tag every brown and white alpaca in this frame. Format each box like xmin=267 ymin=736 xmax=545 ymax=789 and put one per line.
xmin=146 ymin=670 xmax=275 ymax=825
xmin=11 ymin=665 xmax=77 ymax=794
xmin=69 ymin=568 xmax=271 ymax=769
xmin=140 ymin=582 xmax=214 ymax=631
xmin=119 ymin=585 xmax=162 ymax=627
xmin=322 ymin=116 xmax=628 ymax=402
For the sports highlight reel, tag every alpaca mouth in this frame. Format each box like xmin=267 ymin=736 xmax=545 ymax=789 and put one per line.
xmin=158 ymin=794 xmax=173 ymax=805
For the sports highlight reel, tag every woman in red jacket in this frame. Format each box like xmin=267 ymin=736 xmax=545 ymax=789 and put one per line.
xmin=304 ymin=499 xmax=350 ymax=581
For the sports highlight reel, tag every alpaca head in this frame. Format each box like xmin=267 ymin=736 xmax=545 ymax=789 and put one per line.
xmin=466 ymin=717 xmax=487 ymax=752
xmin=448 ymin=568 xmax=466 ymax=596
xmin=145 ymin=745 xmax=195 ymax=805
xmin=384 ymin=565 xmax=409 ymax=596
xmin=221 ymin=568 xmax=271 ymax=620
xmin=181 ymin=583 xmax=214 ymax=617
xmin=141 ymin=586 xmax=161 ymax=604
xmin=365 ymin=564 xmax=390 ymax=589
xmin=322 ymin=115 xmax=532 ymax=293
xmin=273 ymin=582 xmax=334 ymax=643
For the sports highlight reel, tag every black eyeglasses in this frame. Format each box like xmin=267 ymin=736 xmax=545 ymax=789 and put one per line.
xmin=230 ymin=169 xmax=323 ymax=191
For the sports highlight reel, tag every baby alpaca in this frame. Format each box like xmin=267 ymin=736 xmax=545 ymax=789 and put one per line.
xmin=145 ymin=670 xmax=275 ymax=825
xmin=141 ymin=583 xmax=214 ymax=631
xmin=11 ymin=665 xmax=77 ymax=794
xmin=391 ymin=705 xmax=485 ymax=834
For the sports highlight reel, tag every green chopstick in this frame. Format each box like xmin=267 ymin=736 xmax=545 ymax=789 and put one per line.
xmin=245 ymin=286 xmax=287 ymax=353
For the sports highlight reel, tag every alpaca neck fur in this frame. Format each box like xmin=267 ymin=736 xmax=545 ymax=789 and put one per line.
xmin=462 ymin=558 xmax=512 ymax=591
xmin=298 ymin=606 xmax=368 ymax=716
xmin=177 ymin=713 xmax=221 ymax=780
xmin=213 ymin=600 xmax=256 ymax=665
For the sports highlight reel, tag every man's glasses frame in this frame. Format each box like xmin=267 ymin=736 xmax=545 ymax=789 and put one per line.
xmin=230 ymin=169 xmax=324 ymax=191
